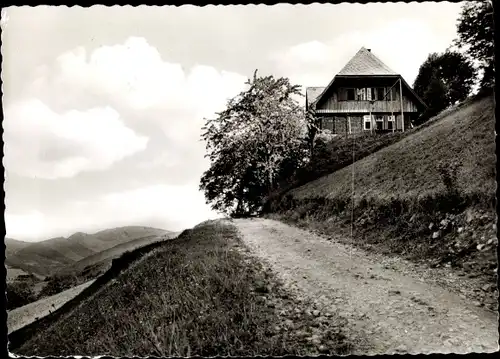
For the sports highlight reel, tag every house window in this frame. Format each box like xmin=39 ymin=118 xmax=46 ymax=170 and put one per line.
xmin=389 ymin=87 xmax=398 ymax=101
xmin=356 ymin=88 xmax=366 ymax=101
xmin=387 ymin=115 xmax=395 ymax=130
xmin=375 ymin=115 xmax=384 ymax=130
xmin=375 ymin=88 xmax=385 ymax=101
xmin=366 ymin=88 xmax=373 ymax=101
xmin=322 ymin=117 xmax=334 ymax=132
xmin=363 ymin=115 xmax=372 ymax=130
xmin=346 ymin=88 xmax=355 ymax=101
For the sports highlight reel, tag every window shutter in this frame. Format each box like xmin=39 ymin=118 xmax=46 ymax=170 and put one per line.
xmin=366 ymin=88 xmax=372 ymax=101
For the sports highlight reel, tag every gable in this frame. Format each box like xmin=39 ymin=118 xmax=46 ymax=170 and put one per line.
xmin=311 ymin=47 xmax=426 ymax=109
xmin=306 ymin=87 xmax=325 ymax=106
xmin=338 ymin=47 xmax=397 ymax=76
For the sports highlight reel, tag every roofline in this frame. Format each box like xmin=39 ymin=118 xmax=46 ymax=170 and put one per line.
xmin=400 ymin=76 xmax=427 ymax=109
xmin=334 ymin=74 xmax=399 ymax=77
xmin=313 ymin=74 xmax=427 ymax=110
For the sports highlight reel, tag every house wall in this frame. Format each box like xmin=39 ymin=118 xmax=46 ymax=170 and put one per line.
xmin=319 ymin=113 xmax=413 ymax=135
xmin=316 ymin=78 xmax=421 ymax=114
xmin=335 ymin=116 xmax=347 ymax=135
xmin=317 ymin=99 xmax=418 ymax=113
xmin=349 ymin=116 xmax=363 ymax=133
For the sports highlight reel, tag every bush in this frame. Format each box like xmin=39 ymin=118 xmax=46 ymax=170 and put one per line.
xmin=7 ymin=281 xmax=37 ymax=310
xmin=437 ymin=159 xmax=462 ymax=197
xmin=38 ymin=274 xmax=79 ymax=299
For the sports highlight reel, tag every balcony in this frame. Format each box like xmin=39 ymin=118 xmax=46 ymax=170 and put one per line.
xmin=316 ymin=100 xmax=418 ymax=114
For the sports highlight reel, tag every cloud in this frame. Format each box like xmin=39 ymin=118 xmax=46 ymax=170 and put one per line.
xmin=51 ymin=37 xmax=248 ymax=115
xmin=3 ymin=98 xmax=149 ymax=179
xmin=29 ymin=36 xmax=249 ymax=170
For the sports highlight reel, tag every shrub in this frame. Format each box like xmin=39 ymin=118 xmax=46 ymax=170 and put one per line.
xmin=436 ymin=159 xmax=462 ymax=197
xmin=38 ymin=274 xmax=79 ymax=299
xmin=7 ymin=281 xmax=37 ymax=310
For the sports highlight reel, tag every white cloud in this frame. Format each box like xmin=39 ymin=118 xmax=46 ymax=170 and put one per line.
xmin=3 ymin=98 xmax=149 ymax=179
xmin=53 ymin=37 xmax=248 ymax=115
xmin=43 ymin=36 xmax=248 ymax=167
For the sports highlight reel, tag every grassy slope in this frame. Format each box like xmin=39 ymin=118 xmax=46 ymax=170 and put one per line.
xmin=11 ymin=221 xmax=352 ymax=357
xmin=6 ymin=226 xmax=170 ymax=277
xmin=291 ymin=95 xmax=495 ymax=202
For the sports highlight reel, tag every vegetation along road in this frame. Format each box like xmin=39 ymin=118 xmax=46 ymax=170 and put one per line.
xmin=231 ymin=218 xmax=498 ymax=355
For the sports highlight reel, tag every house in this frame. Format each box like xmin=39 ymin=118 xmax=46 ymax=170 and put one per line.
xmin=306 ymin=47 xmax=427 ymax=135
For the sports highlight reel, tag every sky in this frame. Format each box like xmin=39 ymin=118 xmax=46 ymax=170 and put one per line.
xmin=2 ymin=3 xmax=464 ymax=241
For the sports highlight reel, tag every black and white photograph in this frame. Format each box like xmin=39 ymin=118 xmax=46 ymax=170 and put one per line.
xmin=2 ymin=1 xmax=498 ymax=356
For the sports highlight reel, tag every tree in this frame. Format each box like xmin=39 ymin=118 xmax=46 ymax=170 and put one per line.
xmin=413 ymin=51 xmax=476 ymax=122
xmin=454 ymin=0 xmax=495 ymax=89
xmin=423 ymin=74 xmax=449 ymax=117
xmin=200 ymin=70 xmax=308 ymax=217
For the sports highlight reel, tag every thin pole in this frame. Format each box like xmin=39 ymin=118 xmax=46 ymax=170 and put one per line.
xmin=350 ymin=118 xmax=355 ymax=259
xmin=391 ymin=87 xmax=394 ymax=134
xmin=399 ymin=78 xmax=404 ymax=132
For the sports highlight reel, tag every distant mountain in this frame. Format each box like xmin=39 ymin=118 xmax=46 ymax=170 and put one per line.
xmin=5 ymin=238 xmax=32 ymax=257
xmin=5 ymin=226 xmax=172 ymax=277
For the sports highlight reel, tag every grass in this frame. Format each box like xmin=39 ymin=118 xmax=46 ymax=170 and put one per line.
xmin=11 ymin=220 xmax=352 ymax=357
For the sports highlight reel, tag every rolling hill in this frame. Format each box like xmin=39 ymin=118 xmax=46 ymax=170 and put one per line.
xmin=6 ymin=226 xmax=172 ymax=277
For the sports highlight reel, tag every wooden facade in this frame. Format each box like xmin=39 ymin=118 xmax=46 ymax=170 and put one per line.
xmin=306 ymin=47 xmax=426 ymax=136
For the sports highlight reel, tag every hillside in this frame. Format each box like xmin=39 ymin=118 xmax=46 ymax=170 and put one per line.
xmin=10 ymin=221 xmax=352 ymax=356
xmin=6 ymin=226 xmax=171 ymax=277
xmin=267 ymin=94 xmax=497 ymax=309
xmin=5 ymin=238 xmax=32 ymax=258
xmin=290 ymin=95 xmax=495 ymax=202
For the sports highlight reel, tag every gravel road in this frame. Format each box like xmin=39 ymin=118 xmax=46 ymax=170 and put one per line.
xmin=232 ymin=218 xmax=498 ymax=355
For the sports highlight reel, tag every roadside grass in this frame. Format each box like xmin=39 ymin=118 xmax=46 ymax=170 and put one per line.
xmin=13 ymin=220 xmax=353 ymax=357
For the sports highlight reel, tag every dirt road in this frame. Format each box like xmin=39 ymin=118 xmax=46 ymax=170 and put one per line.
xmin=231 ymin=218 xmax=498 ymax=355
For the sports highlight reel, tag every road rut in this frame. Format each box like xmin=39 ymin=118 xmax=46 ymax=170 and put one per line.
xmin=232 ymin=218 xmax=498 ymax=355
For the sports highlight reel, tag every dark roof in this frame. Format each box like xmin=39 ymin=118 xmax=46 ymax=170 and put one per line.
xmin=337 ymin=47 xmax=397 ymax=76
xmin=306 ymin=87 xmax=326 ymax=106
